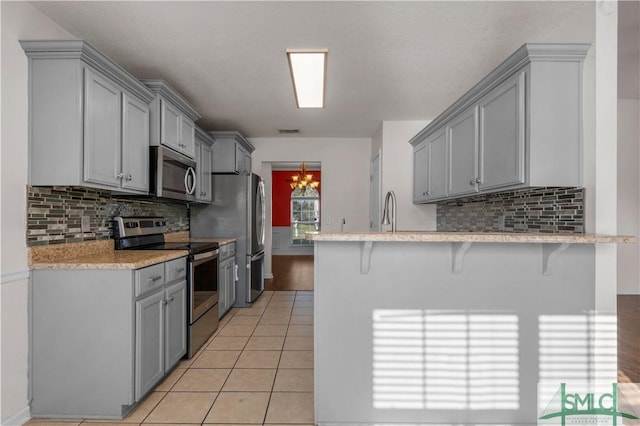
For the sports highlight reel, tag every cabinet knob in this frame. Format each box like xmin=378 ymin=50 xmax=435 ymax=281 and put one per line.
xmin=469 ymin=179 xmax=475 ymax=186
xmin=125 ymin=174 xmax=132 ymax=181
xmin=426 ymin=190 xmax=431 ymax=196
xmin=475 ymin=178 xmax=482 ymax=184
xmin=115 ymin=172 xmax=124 ymax=179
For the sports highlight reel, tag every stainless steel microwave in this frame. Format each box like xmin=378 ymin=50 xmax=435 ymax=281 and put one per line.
xmin=150 ymin=146 xmax=197 ymax=202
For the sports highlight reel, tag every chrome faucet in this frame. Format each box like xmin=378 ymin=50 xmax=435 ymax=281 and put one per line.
xmin=381 ymin=190 xmax=397 ymax=232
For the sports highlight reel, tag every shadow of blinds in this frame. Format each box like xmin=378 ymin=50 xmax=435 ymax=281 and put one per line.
xmin=372 ymin=309 xmax=519 ymax=410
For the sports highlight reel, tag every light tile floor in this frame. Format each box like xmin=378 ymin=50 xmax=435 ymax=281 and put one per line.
xmin=26 ymin=290 xmax=314 ymax=426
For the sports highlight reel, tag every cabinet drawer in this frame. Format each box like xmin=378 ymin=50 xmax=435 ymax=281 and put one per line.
xmin=228 ymin=242 xmax=236 ymax=258
xmin=165 ymin=257 xmax=187 ymax=283
xmin=219 ymin=244 xmax=229 ymax=259
xmin=135 ymin=263 xmax=165 ymax=298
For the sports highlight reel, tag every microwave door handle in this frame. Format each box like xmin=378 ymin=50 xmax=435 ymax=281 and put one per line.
xmin=185 ymin=166 xmax=197 ymax=195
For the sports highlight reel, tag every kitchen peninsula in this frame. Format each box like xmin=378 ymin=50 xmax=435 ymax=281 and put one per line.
xmin=308 ymin=231 xmax=633 ymax=425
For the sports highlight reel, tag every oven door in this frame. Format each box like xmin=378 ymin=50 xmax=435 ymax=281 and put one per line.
xmin=190 ymin=250 xmax=219 ymax=322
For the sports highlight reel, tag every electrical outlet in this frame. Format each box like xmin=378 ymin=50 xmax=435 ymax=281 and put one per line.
xmin=81 ymin=216 xmax=90 ymax=232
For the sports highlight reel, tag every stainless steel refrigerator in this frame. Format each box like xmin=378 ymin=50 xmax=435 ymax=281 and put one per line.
xmin=190 ymin=173 xmax=265 ymax=307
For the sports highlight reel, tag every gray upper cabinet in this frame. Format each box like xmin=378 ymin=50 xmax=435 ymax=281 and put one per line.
xmin=477 ymin=71 xmax=525 ymax=191
xmin=194 ymin=127 xmax=214 ymax=203
xmin=412 ymin=128 xmax=448 ymax=202
xmin=447 ymin=106 xmax=479 ymax=197
xmin=142 ymin=79 xmax=201 ymax=159
xmin=412 ymin=140 xmax=429 ymax=203
xmin=210 ymin=131 xmax=255 ymax=175
xmin=122 ymin=93 xmax=151 ymax=192
xmin=21 ymin=40 xmax=154 ymax=194
xmin=410 ymin=43 xmax=590 ymax=203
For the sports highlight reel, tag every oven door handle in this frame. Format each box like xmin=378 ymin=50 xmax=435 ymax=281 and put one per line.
xmin=193 ymin=249 xmax=219 ymax=262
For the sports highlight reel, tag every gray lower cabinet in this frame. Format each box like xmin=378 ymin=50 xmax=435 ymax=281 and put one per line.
xmin=31 ymin=257 xmax=187 ymax=419
xmin=210 ymin=131 xmax=255 ymax=175
xmin=194 ymin=127 xmax=214 ymax=203
xmin=218 ymin=242 xmax=237 ymax=318
xmin=410 ymin=43 xmax=590 ymax=203
xmin=21 ymin=40 xmax=154 ymax=194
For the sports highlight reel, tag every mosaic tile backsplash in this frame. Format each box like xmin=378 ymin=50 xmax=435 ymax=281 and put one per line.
xmin=27 ymin=186 xmax=189 ymax=246
xmin=437 ymin=187 xmax=584 ymax=233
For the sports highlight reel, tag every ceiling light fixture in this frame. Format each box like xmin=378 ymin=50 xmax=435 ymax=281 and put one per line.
xmin=288 ymin=163 xmax=320 ymax=192
xmin=286 ymin=49 xmax=327 ymax=108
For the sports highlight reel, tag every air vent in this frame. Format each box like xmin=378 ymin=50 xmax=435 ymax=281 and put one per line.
xmin=278 ymin=129 xmax=301 ymax=134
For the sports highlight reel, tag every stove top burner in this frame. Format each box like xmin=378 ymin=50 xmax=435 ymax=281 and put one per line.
xmin=137 ymin=241 xmax=219 ymax=255
xmin=113 ymin=216 xmax=219 ymax=254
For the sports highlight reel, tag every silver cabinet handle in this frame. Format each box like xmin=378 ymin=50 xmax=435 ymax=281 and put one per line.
xmin=148 ymin=275 xmax=162 ymax=282
xmin=475 ymin=178 xmax=482 ymax=184
xmin=166 ymin=296 xmax=174 ymax=302
xmin=469 ymin=179 xmax=475 ymax=186
xmin=125 ymin=174 xmax=133 ymax=181
xmin=115 ymin=172 xmax=124 ymax=179
xmin=176 ymin=267 xmax=185 ymax=273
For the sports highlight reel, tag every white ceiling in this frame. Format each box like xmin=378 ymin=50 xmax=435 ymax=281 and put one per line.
xmin=30 ymin=1 xmax=615 ymax=138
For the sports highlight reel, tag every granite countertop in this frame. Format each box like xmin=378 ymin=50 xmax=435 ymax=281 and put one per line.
xmin=31 ymin=250 xmax=188 ymax=270
xmin=29 ymin=239 xmax=188 ymax=270
xmin=306 ymin=231 xmax=636 ymax=244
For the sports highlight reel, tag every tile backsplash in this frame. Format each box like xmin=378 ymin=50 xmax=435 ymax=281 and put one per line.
xmin=27 ymin=186 xmax=189 ymax=246
xmin=437 ymin=187 xmax=584 ymax=233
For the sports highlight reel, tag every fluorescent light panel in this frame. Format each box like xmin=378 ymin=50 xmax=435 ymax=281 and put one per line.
xmin=287 ymin=49 xmax=327 ymax=108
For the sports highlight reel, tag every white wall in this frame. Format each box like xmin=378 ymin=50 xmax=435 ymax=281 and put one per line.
xmin=250 ymin=137 xmax=371 ymax=277
xmin=379 ymin=121 xmax=435 ymax=231
xmin=617 ymin=98 xmax=640 ymax=294
xmin=271 ymin=227 xmax=314 ymax=256
xmin=1 ymin=3 xmax=74 ymax=424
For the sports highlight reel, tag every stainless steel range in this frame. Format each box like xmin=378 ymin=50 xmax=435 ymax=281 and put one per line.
xmin=114 ymin=216 xmax=219 ymax=358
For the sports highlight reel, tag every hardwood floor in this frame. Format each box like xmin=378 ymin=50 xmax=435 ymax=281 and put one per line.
xmin=264 ymin=261 xmax=638 ymax=382
xmin=266 ymin=255 xmax=314 ymax=291
xmin=618 ymin=295 xmax=640 ymax=383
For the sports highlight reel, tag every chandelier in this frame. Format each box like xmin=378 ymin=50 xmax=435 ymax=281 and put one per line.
xmin=289 ymin=163 xmax=319 ymax=191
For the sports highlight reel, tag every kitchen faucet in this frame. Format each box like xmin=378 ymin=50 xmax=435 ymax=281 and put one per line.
xmin=381 ymin=190 xmax=397 ymax=232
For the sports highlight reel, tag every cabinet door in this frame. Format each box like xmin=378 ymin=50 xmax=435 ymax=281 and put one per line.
xmin=426 ymin=128 xmax=448 ymax=200
xmin=135 ymin=290 xmax=164 ymax=401
xmin=478 ymin=71 xmax=525 ymax=191
xmin=244 ymin=152 xmax=252 ymax=176
xmin=122 ymin=93 xmax=150 ymax=193
xmin=194 ymin=139 xmax=203 ymax=202
xmin=218 ymin=258 xmax=228 ymax=318
xmin=226 ymin=261 xmax=236 ymax=309
xmin=180 ymin=117 xmax=195 ymax=158
xmin=160 ymin=100 xmax=181 ymax=153
xmin=201 ymin=143 xmax=213 ymax=203
xmin=235 ymin=145 xmax=245 ymax=174
xmin=412 ymin=140 xmax=429 ymax=203
xmin=83 ymin=68 xmax=121 ymax=188
xmin=165 ymin=280 xmax=187 ymax=371
xmin=448 ymin=106 xmax=479 ymax=197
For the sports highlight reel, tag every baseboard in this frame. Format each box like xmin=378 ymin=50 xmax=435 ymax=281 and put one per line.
xmin=2 ymin=405 xmax=30 ymax=426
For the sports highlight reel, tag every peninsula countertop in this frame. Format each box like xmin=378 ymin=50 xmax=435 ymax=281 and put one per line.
xmin=306 ymin=231 xmax=636 ymax=244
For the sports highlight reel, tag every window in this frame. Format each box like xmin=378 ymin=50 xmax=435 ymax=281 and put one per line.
xmin=291 ymin=186 xmax=320 ymax=245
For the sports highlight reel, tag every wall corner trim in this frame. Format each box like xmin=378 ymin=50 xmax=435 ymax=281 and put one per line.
xmin=0 ymin=269 xmax=30 ymax=286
